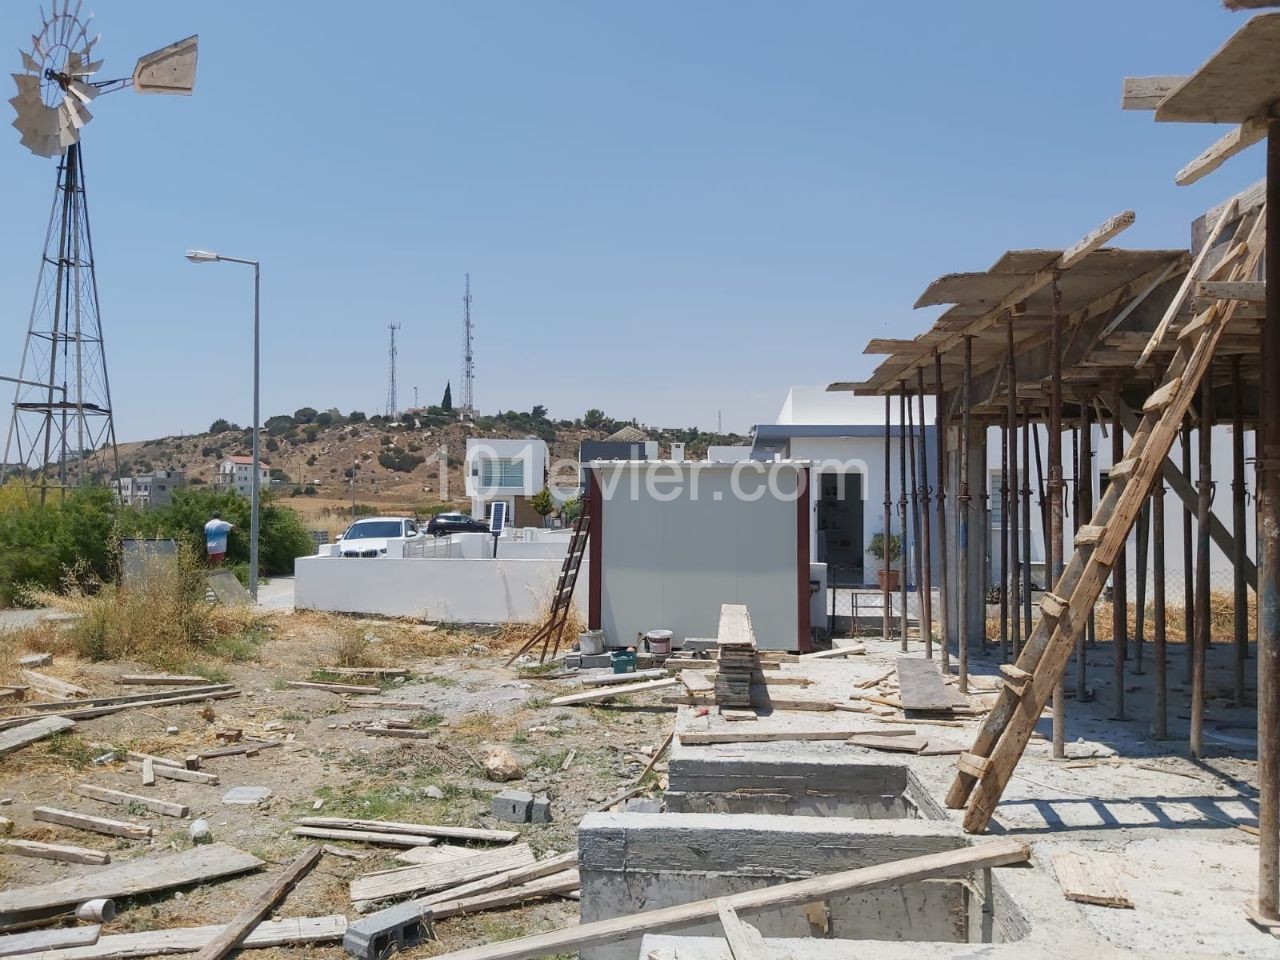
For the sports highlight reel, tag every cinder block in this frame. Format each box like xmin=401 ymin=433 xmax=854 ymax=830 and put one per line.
xmin=491 ymin=789 xmax=534 ymax=823
xmin=623 ymin=798 xmax=661 ymax=814
xmin=531 ymin=794 xmax=553 ymax=823
xmin=343 ymin=902 xmax=432 ymax=960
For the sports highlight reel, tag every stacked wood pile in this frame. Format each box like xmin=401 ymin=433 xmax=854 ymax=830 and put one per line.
xmin=712 ymin=604 xmax=758 ymax=709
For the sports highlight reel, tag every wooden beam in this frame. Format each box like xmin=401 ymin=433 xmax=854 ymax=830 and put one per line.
xmin=1196 ymin=279 xmax=1266 ymax=303
xmin=716 ymin=900 xmax=769 ymax=960
xmin=350 ymin=843 xmax=537 ymax=905
xmin=8 ymin=916 xmax=346 ymax=960
xmin=421 ymin=839 xmax=1031 ymax=960
xmin=717 ymin=604 xmax=756 ymax=645
xmin=114 ymin=674 xmax=212 ymax=686
xmin=548 ymin=677 xmax=679 ymax=706
xmin=1176 ymin=117 xmax=1268 ymax=185
xmin=0 ymin=688 xmax=239 ymax=731
xmin=294 ymin=817 xmax=517 ymax=844
xmin=285 ymin=680 xmax=380 ymax=695
xmin=1121 ymin=75 xmax=1186 ymax=110
xmin=0 ymin=838 xmax=110 ymax=865
xmin=189 ymin=844 xmax=322 ymax=960
xmin=0 ymin=716 xmax=74 ymax=756
xmin=904 ymin=212 xmax=1137 ymax=389
xmin=1138 ymin=200 xmax=1239 ymax=366
xmin=0 ymin=925 xmax=101 ymax=957
xmin=32 ymin=807 xmax=153 ymax=841
xmin=75 ymin=784 xmax=188 ymax=819
xmin=292 ymin=827 xmax=440 ymax=847
xmin=0 ymin=843 xmax=263 ymax=914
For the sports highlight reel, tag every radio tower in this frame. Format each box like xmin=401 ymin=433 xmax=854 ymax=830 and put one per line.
xmin=385 ymin=321 xmax=400 ymax=417
xmin=461 ymin=274 xmax=475 ymax=420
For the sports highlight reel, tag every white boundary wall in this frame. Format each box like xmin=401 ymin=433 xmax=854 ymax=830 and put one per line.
xmin=295 ymin=555 xmax=587 ymax=623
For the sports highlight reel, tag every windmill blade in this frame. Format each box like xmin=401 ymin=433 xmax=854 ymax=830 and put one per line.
xmin=132 ymin=34 xmax=197 ymax=95
xmin=20 ymin=50 xmax=39 ymax=73
xmin=66 ymin=78 xmax=97 ymax=104
xmin=62 ymin=93 xmax=90 ymax=128
xmin=11 ymin=73 xmax=41 ymax=103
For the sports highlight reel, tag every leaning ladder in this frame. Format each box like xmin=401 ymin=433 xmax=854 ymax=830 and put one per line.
xmin=505 ymin=498 xmax=592 ymax=665
xmin=948 ymin=207 xmax=1265 ymax=834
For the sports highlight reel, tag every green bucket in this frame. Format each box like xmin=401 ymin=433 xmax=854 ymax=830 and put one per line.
xmin=611 ymin=650 xmax=637 ymax=674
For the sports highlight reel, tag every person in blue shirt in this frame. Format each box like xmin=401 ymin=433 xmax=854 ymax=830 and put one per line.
xmin=204 ymin=512 xmax=233 ymax=567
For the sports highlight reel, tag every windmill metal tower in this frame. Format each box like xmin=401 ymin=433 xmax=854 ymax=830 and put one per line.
xmin=461 ymin=274 xmax=475 ymax=420
xmin=385 ymin=321 xmax=400 ymax=417
xmin=2 ymin=5 xmax=197 ymax=501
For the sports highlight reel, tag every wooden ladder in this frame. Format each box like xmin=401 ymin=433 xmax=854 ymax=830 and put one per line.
xmin=948 ymin=206 xmax=1266 ymax=833
xmin=505 ymin=498 xmax=592 ymax=665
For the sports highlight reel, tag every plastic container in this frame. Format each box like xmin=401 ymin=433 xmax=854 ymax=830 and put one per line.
xmin=643 ymin=629 xmax=673 ymax=656
xmin=611 ymin=650 xmax=637 ymax=674
xmin=579 ymin=631 xmax=605 ymax=656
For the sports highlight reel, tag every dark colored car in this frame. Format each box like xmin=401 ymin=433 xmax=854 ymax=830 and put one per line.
xmin=426 ymin=512 xmax=490 ymax=537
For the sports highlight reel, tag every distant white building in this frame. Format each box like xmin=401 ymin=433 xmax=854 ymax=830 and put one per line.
xmin=115 ymin=469 xmax=184 ymax=509
xmin=465 ymin=438 xmax=549 ymax=527
xmin=215 ymin=456 xmax=270 ymax=497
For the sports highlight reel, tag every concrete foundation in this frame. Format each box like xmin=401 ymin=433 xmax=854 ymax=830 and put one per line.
xmin=666 ymin=751 xmax=941 ymax=819
xmin=577 ymin=812 xmax=986 ymax=960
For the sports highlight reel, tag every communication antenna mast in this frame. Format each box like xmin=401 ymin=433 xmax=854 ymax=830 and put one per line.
xmin=461 ymin=274 xmax=475 ymax=420
xmin=385 ymin=320 xmax=400 ymax=417
xmin=2 ymin=3 xmax=197 ymax=502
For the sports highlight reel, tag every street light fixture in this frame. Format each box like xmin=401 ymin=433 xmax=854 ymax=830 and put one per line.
xmin=185 ymin=248 xmax=261 ymax=601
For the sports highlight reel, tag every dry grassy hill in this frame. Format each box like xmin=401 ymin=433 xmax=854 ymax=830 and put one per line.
xmin=114 ymin=407 xmax=746 ymax=533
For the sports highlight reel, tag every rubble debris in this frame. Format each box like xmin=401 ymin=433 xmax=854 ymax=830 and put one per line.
xmin=483 ymin=746 xmax=524 ymax=782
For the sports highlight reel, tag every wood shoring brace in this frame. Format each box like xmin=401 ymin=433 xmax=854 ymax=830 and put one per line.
xmin=1006 ymin=312 xmax=1022 ymax=660
xmin=957 ymin=336 xmax=974 ymax=694
xmin=883 ymin=394 xmax=893 ymax=643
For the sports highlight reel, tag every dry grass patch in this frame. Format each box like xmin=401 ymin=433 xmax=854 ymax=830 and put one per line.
xmin=24 ymin=548 xmax=265 ymax=669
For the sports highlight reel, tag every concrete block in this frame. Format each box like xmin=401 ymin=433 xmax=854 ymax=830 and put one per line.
xmin=343 ymin=902 xmax=432 ymax=960
xmin=530 ymin=794 xmax=552 ymax=823
xmin=623 ymin=798 xmax=661 ymax=813
xmin=222 ymin=786 xmax=272 ymax=805
xmin=491 ymin=789 xmax=534 ymax=823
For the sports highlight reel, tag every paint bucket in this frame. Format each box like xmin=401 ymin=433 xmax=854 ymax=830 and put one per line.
xmin=643 ymin=630 xmax=673 ymax=656
xmin=611 ymin=650 xmax=637 ymax=674
xmin=579 ymin=631 xmax=605 ymax=657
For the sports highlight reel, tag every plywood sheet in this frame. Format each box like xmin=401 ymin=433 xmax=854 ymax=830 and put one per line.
xmin=895 ymin=657 xmax=953 ymax=713
xmin=1157 ymin=13 xmax=1280 ymax=123
xmin=1052 ymin=850 xmax=1134 ymax=909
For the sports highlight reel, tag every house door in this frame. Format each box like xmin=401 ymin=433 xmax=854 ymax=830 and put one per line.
xmin=819 ymin=471 xmax=862 ymax=586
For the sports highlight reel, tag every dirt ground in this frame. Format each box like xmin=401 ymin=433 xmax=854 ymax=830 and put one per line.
xmin=0 ymin=611 xmax=672 ymax=958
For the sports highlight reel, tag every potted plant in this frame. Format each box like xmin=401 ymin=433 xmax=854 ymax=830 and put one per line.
xmin=867 ymin=531 xmax=903 ymax=591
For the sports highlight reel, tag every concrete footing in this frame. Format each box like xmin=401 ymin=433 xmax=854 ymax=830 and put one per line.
xmin=577 ymin=812 xmax=978 ymax=960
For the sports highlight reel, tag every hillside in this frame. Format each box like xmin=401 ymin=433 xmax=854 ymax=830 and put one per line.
xmin=114 ymin=405 xmax=747 ymax=532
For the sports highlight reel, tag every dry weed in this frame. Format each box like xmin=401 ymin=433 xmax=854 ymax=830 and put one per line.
xmin=493 ymin=601 xmax=586 ymax=658
xmin=24 ymin=546 xmax=264 ymax=668
xmin=985 ymin=589 xmax=1253 ymax=645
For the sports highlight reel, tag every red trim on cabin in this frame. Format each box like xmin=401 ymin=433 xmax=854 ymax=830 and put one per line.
xmin=587 ymin=469 xmax=602 ymax=630
xmin=797 ymin=466 xmax=812 ymax=652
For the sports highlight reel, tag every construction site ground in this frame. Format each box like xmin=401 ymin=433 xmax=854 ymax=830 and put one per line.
xmin=0 ymin=608 xmax=1269 ymax=958
xmin=0 ymin=611 xmax=670 ymax=957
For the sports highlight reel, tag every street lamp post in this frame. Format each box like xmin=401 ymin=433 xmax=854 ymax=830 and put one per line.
xmin=186 ymin=249 xmax=261 ymax=601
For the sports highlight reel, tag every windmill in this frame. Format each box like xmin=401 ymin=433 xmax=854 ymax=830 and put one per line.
xmin=2 ymin=1 xmax=197 ymax=501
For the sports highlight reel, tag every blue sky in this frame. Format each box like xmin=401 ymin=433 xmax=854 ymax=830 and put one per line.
xmin=0 ymin=1 xmax=1263 ymax=441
